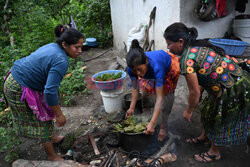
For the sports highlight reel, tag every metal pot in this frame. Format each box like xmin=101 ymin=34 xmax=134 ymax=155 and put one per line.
xmin=120 ymin=126 xmax=160 ymax=157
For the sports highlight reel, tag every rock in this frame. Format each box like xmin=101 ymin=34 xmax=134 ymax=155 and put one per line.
xmin=116 ymin=56 xmax=127 ymax=69
xmin=89 ymin=160 xmax=101 ymax=166
xmin=12 ymin=159 xmax=89 ymax=167
xmin=108 ymin=62 xmax=120 ymax=70
xmin=72 ymin=151 xmax=83 ymax=162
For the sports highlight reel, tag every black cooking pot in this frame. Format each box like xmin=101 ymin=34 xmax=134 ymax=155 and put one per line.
xmin=120 ymin=126 xmax=160 ymax=158
xmin=123 ymin=92 xmax=143 ymax=114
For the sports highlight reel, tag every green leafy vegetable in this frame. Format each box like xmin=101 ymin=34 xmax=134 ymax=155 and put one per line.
xmin=113 ymin=116 xmax=148 ymax=134
xmin=95 ymin=72 xmax=122 ymax=81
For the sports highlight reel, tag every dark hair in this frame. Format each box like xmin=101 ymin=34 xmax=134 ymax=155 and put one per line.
xmin=126 ymin=39 xmax=147 ymax=69
xmin=164 ymin=22 xmax=198 ymax=46
xmin=54 ymin=24 xmax=84 ymax=47
xmin=164 ymin=22 xmax=225 ymax=56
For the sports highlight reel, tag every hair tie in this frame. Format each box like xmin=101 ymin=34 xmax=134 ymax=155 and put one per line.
xmin=61 ymin=28 xmax=64 ymax=33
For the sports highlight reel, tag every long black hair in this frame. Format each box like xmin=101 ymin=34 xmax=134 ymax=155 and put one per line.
xmin=164 ymin=22 xmax=225 ymax=56
xmin=126 ymin=39 xmax=147 ymax=69
xmin=54 ymin=24 xmax=84 ymax=47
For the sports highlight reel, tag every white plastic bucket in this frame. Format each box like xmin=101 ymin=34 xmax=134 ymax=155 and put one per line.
xmin=100 ymin=89 xmax=123 ymax=113
xmin=233 ymin=18 xmax=250 ymax=44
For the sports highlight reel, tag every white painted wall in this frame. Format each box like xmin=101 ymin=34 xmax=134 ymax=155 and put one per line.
xmin=110 ymin=0 xmax=250 ymax=52
xmin=110 ymin=0 xmax=180 ymax=52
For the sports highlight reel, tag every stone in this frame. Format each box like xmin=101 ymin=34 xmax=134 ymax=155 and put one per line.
xmin=12 ymin=159 xmax=89 ymax=167
xmin=89 ymin=160 xmax=101 ymax=166
xmin=108 ymin=62 xmax=120 ymax=70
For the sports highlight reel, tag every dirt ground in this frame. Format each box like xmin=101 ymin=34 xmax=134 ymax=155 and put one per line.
xmin=0 ymin=48 xmax=249 ymax=167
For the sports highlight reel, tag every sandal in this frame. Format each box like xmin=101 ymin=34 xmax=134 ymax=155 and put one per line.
xmin=186 ymin=136 xmax=210 ymax=145
xmin=194 ymin=152 xmax=221 ymax=163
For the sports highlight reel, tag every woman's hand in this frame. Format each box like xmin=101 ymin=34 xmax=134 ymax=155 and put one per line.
xmin=126 ymin=108 xmax=134 ymax=118
xmin=56 ymin=114 xmax=66 ymax=127
xmin=145 ymin=121 xmax=155 ymax=135
xmin=126 ymin=88 xmax=139 ymax=118
xmin=49 ymin=105 xmax=66 ymax=127
xmin=183 ymin=108 xmax=192 ymax=122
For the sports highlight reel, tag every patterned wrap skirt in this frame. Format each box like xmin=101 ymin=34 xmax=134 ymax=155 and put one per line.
xmin=3 ymin=73 xmax=53 ymax=143
xmin=201 ymin=71 xmax=250 ymax=146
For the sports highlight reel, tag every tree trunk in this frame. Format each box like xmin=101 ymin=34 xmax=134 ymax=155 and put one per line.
xmin=3 ymin=0 xmax=15 ymax=46
xmin=18 ymin=23 xmax=30 ymax=51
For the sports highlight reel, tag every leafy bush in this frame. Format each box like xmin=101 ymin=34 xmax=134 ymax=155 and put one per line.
xmin=0 ymin=45 xmax=25 ymax=112
xmin=0 ymin=0 xmax=111 ymax=163
xmin=0 ymin=108 xmax=22 ymax=163
xmin=69 ymin=0 xmax=113 ymax=47
xmin=59 ymin=60 xmax=88 ymax=106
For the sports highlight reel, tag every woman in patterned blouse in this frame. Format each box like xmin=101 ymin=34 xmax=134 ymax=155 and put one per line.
xmin=163 ymin=22 xmax=249 ymax=163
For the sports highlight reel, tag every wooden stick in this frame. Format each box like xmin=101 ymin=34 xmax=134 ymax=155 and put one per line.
xmin=116 ymin=152 xmax=120 ymax=167
xmin=107 ymin=152 xmax=117 ymax=167
xmin=89 ymin=133 xmax=100 ymax=155
xmin=103 ymin=151 xmax=115 ymax=167
xmin=99 ymin=157 xmax=108 ymax=167
xmin=143 ymin=7 xmax=156 ymax=51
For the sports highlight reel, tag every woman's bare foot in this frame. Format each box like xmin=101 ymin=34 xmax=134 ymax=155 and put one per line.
xmin=48 ymin=154 xmax=64 ymax=161
xmin=158 ymin=128 xmax=167 ymax=141
xmin=43 ymin=140 xmax=64 ymax=162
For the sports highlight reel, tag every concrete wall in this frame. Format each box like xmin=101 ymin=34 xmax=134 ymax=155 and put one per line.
xmin=110 ymin=0 xmax=249 ymax=52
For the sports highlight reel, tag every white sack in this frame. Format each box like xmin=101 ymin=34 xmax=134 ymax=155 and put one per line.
xmin=127 ymin=23 xmax=147 ymax=52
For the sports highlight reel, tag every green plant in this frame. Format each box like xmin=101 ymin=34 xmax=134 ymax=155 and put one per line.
xmin=0 ymin=109 xmax=22 ymax=163
xmin=95 ymin=72 xmax=122 ymax=81
xmin=0 ymin=0 xmax=111 ymax=163
xmin=0 ymin=46 xmax=24 ymax=113
xmin=0 ymin=127 xmax=21 ymax=163
xmin=59 ymin=60 xmax=88 ymax=106
xmin=73 ymin=0 xmax=113 ymax=47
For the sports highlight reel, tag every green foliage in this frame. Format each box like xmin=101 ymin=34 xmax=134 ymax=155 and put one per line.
xmin=59 ymin=60 xmax=88 ymax=106
xmin=69 ymin=0 xmax=113 ymax=47
xmin=0 ymin=0 xmax=112 ymax=114
xmin=0 ymin=45 xmax=24 ymax=164
xmin=95 ymin=72 xmax=122 ymax=81
xmin=0 ymin=0 xmax=111 ymax=162
xmin=113 ymin=116 xmax=148 ymax=134
xmin=0 ymin=110 xmax=22 ymax=163
xmin=0 ymin=46 xmax=25 ymax=111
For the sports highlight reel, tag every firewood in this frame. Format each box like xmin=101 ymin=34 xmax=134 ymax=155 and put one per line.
xmin=89 ymin=133 xmax=100 ymax=155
